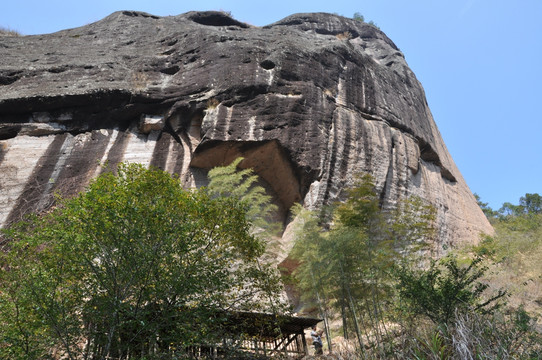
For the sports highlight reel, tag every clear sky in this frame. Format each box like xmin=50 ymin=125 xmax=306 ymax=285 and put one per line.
xmin=2 ymin=0 xmax=540 ymax=210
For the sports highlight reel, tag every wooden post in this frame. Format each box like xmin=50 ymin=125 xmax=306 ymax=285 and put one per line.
xmin=301 ymin=330 xmax=308 ymax=355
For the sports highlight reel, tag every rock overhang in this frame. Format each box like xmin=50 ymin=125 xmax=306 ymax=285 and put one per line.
xmin=0 ymin=10 xmax=493 ymax=246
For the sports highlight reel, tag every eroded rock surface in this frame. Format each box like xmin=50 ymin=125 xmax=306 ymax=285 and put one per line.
xmin=0 ymin=11 xmax=492 ymax=256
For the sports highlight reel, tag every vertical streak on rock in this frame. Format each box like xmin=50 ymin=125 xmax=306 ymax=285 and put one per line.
xmin=178 ymin=132 xmax=194 ymax=188
xmin=0 ymin=136 xmax=56 ymax=227
xmin=247 ymin=116 xmax=257 ymax=141
xmin=320 ymin=108 xmax=349 ymax=205
xmin=315 ymin=117 xmax=334 ymax=207
xmin=335 ymin=109 xmax=354 ymax=190
xmin=50 ymin=130 xmax=113 ymax=199
xmin=359 ymin=120 xmax=393 ymax=197
xmin=380 ymin=130 xmax=396 ymax=209
xmin=361 ymin=80 xmax=366 ymax=110
xmin=150 ymin=132 xmax=171 ymax=170
xmin=0 ymin=143 xmax=6 ymax=165
xmin=36 ymin=134 xmax=75 ymax=210
xmin=361 ymin=119 xmax=373 ymax=172
xmin=336 ymin=77 xmax=347 ymax=106
xmin=4 ymin=134 xmax=67 ymax=225
xmin=202 ymin=105 xmax=220 ymax=139
xmin=122 ymin=128 xmax=160 ymax=167
xmin=164 ymin=134 xmax=179 ymax=174
xmin=103 ymin=126 xmax=131 ymax=172
xmin=93 ymin=129 xmax=119 ymax=177
xmin=223 ymin=106 xmax=233 ymax=141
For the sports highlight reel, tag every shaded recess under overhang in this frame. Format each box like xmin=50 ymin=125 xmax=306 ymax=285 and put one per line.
xmin=190 ymin=140 xmax=301 ymax=210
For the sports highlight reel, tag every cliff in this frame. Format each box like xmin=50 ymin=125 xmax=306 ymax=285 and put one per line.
xmin=0 ymin=11 xmax=492 ymax=256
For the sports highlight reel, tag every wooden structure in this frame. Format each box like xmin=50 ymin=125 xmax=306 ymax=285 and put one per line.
xmin=187 ymin=311 xmax=321 ymax=359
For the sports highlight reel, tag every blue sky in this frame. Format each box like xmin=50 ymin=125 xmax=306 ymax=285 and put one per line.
xmin=2 ymin=0 xmax=540 ymax=210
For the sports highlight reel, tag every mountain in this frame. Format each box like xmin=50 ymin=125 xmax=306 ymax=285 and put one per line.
xmin=0 ymin=11 xmax=492 ymax=255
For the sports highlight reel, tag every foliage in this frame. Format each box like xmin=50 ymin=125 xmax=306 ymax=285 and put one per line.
xmin=474 ymin=193 xmax=542 ymax=263
xmin=352 ymin=12 xmax=365 ymax=22
xmin=471 ymin=193 xmax=542 ymax=328
xmin=496 ymin=192 xmax=542 ymax=217
xmin=394 ymin=255 xmax=506 ymax=326
xmin=0 ymin=26 xmax=21 ymax=36
xmin=334 ymin=174 xmax=382 ymax=232
xmin=474 ymin=193 xmax=498 ymax=219
xmin=352 ymin=13 xmax=380 ymax=29
xmin=399 ymin=308 xmax=542 ymax=360
xmin=387 ymin=195 xmax=436 ymax=251
xmin=520 ymin=193 xmax=542 ymax=214
xmin=295 ymin=190 xmax=541 ymax=359
xmin=0 ymin=163 xmax=284 ymax=359
xmin=207 ymin=157 xmax=280 ymax=239
xmin=367 ymin=21 xmax=380 ymax=29
xmin=291 ymin=173 xmax=437 ymax=355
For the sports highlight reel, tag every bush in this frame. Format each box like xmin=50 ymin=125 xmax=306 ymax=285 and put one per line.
xmin=353 ymin=12 xmax=365 ymax=22
xmin=0 ymin=26 xmax=21 ymax=36
xmin=394 ymin=255 xmax=506 ymax=326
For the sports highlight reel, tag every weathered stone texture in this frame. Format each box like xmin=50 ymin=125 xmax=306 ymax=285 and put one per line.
xmin=0 ymin=11 xmax=492 ymax=254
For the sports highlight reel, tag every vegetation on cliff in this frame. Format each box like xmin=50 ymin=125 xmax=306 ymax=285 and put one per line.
xmin=0 ymin=26 xmax=21 ymax=36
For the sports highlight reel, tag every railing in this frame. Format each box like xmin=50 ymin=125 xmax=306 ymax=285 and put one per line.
xmin=184 ymin=333 xmax=307 ymax=359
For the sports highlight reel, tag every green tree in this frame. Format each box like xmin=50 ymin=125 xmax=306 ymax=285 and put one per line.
xmin=498 ymin=193 xmax=542 ymax=218
xmin=499 ymin=201 xmax=524 ymax=217
xmin=520 ymin=193 xmax=542 ymax=214
xmin=474 ymin=193 xmax=498 ymax=219
xmin=394 ymin=255 xmax=506 ymax=326
xmin=0 ymin=163 xmax=283 ymax=359
xmin=292 ymin=173 xmax=436 ymax=355
xmin=353 ymin=12 xmax=365 ymax=22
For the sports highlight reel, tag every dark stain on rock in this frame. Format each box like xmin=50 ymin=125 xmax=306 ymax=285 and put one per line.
xmin=51 ymin=130 xmax=111 ymax=197
xmin=150 ymin=131 xmax=171 ymax=170
xmin=5 ymin=134 xmax=67 ymax=224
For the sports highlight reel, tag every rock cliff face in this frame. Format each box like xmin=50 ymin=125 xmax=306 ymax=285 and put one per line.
xmin=0 ymin=11 xmax=491 ymax=256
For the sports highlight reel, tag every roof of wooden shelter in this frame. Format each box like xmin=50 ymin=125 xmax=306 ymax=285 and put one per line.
xmin=222 ymin=311 xmax=321 ymax=338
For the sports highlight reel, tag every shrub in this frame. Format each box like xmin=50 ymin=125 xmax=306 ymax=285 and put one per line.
xmin=336 ymin=31 xmax=352 ymax=40
xmin=0 ymin=26 xmax=21 ymax=36
xmin=394 ymin=255 xmax=506 ymax=326
xmin=353 ymin=12 xmax=365 ymax=22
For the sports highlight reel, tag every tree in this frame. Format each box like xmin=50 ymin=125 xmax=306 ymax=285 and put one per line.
xmin=353 ymin=12 xmax=365 ymax=22
xmin=474 ymin=193 xmax=498 ymax=219
xmin=394 ymin=255 xmax=506 ymax=326
xmin=291 ymin=173 xmax=436 ymax=354
xmin=499 ymin=201 xmax=524 ymax=217
xmin=0 ymin=163 xmax=284 ymax=359
xmin=520 ymin=193 xmax=542 ymax=214
xmin=498 ymin=193 xmax=542 ymax=217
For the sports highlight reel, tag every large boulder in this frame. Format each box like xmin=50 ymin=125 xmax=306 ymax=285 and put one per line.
xmin=0 ymin=11 xmax=492 ymax=256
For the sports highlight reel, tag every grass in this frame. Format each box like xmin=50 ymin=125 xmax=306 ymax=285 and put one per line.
xmin=336 ymin=31 xmax=352 ymax=40
xmin=130 ymin=71 xmax=149 ymax=92
xmin=206 ymin=98 xmax=220 ymax=110
xmin=0 ymin=26 xmax=21 ymax=36
xmin=466 ymin=213 xmax=542 ymax=324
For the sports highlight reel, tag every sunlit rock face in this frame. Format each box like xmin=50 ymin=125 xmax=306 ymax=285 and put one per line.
xmin=0 ymin=11 xmax=492 ymax=256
